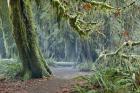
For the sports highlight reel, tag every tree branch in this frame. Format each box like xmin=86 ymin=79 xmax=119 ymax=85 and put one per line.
xmin=51 ymin=0 xmax=111 ymax=37
xmin=83 ymin=0 xmax=115 ymax=10
xmin=95 ymin=40 xmax=140 ymax=63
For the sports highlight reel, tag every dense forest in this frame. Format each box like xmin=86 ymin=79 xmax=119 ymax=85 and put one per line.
xmin=0 ymin=0 xmax=140 ymax=93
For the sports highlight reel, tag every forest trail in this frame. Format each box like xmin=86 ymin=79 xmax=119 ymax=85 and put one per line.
xmin=0 ymin=67 xmax=91 ymax=93
xmin=25 ymin=78 xmax=74 ymax=93
xmin=51 ymin=67 xmax=91 ymax=79
xmin=26 ymin=67 xmax=91 ymax=93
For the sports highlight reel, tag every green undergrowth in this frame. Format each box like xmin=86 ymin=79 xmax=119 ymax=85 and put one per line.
xmin=73 ymin=55 xmax=140 ymax=93
xmin=0 ymin=59 xmax=21 ymax=80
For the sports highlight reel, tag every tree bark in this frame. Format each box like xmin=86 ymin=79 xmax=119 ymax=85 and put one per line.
xmin=10 ymin=0 xmax=52 ymax=80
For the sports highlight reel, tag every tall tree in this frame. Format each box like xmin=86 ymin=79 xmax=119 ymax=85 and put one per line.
xmin=10 ymin=0 xmax=52 ymax=80
xmin=0 ymin=18 xmax=6 ymax=58
xmin=0 ymin=0 xmax=14 ymax=58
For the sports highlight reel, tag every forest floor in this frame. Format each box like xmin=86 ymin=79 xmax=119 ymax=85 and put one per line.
xmin=0 ymin=67 xmax=91 ymax=93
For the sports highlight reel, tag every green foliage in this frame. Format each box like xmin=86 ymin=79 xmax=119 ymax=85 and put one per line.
xmin=74 ymin=51 xmax=140 ymax=93
xmin=0 ymin=59 xmax=21 ymax=79
xmin=86 ymin=0 xmax=115 ymax=10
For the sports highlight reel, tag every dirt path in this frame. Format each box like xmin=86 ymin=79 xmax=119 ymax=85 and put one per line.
xmin=0 ymin=67 xmax=91 ymax=93
xmin=26 ymin=78 xmax=74 ymax=93
xmin=51 ymin=67 xmax=91 ymax=79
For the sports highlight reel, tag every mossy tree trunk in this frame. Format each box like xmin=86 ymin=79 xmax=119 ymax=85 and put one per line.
xmin=10 ymin=0 xmax=52 ymax=80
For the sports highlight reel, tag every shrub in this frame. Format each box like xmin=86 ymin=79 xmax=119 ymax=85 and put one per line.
xmin=73 ymin=53 xmax=140 ymax=93
xmin=0 ymin=59 xmax=21 ymax=79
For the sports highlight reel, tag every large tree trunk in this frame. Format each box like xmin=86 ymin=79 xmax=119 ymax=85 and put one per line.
xmin=10 ymin=0 xmax=52 ymax=80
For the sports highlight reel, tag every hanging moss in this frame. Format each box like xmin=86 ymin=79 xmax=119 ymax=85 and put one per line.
xmin=51 ymin=0 xmax=66 ymax=28
xmin=50 ymin=0 xmax=108 ymax=37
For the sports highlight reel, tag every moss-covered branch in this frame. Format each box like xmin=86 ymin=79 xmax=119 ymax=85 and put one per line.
xmin=95 ymin=41 xmax=140 ymax=63
xmin=51 ymin=0 xmax=105 ymax=36
xmin=50 ymin=0 xmax=135 ymax=37
xmin=83 ymin=0 xmax=115 ymax=10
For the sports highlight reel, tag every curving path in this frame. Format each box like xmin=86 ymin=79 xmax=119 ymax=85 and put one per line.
xmin=0 ymin=67 xmax=91 ymax=93
xmin=51 ymin=67 xmax=91 ymax=79
xmin=26 ymin=67 xmax=91 ymax=93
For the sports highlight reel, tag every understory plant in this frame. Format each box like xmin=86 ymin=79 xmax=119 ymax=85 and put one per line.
xmin=73 ymin=49 xmax=140 ymax=93
xmin=0 ymin=59 xmax=21 ymax=79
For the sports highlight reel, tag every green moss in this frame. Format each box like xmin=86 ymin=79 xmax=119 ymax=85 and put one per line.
xmin=22 ymin=70 xmax=32 ymax=80
xmin=10 ymin=0 xmax=52 ymax=80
